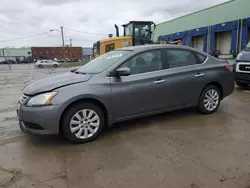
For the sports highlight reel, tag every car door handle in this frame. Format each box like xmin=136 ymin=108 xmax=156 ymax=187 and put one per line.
xmin=194 ymin=73 xmax=204 ymax=77
xmin=154 ymin=79 xmax=166 ymax=84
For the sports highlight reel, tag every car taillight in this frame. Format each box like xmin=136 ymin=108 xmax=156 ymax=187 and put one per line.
xmin=225 ymin=64 xmax=233 ymax=72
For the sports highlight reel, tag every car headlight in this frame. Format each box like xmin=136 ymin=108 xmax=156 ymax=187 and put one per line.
xmin=26 ymin=92 xmax=57 ymax=107
xmin=236 ymin=52 xmax=243 ymax=60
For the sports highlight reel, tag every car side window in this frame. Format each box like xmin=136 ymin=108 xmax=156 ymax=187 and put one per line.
xmin=121 ymin=50 xmax=162 ymax=75
xmin=164 ymin=49 xmax=199 ymax=68
xmin=195 ymin=53 xmax=207 ymax=63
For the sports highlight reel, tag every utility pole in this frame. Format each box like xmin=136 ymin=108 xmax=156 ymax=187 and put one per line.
xmin=60 ymin=26 xmax=66 ymax=62
xmin=70 ymin=38 xmax=72 ymax=47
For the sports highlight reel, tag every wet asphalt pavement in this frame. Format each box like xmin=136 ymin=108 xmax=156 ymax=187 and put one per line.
xmin=0 ymin=64 xmax=250 ymax=188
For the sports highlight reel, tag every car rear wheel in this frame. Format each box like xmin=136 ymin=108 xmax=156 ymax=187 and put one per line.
xmin=53 ymin=64 xmax=58 ymax=68
xmin=235 ymin=81 xmax=249 ymax=88
xmin=62 ymin=103 xmax=105 ymax=143
xmin=198 ymin=85 xmax=221 ymax=114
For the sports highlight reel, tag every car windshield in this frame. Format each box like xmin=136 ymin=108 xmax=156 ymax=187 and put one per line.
xmin=76 ymin=50 xmax=131 ymax=74
xmin=244 ymin=42 xmax=250 ymax=51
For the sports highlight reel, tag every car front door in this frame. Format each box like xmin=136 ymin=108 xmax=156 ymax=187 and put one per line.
xmin=109 ymin=49 xmax=168 ymax=121
xmin=161 ymin=48 xmax=208 ymax=108
xmin=41 ymin=60 xmax=47 ymax=67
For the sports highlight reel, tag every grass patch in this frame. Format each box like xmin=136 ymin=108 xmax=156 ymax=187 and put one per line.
xmin=61 ymin=60 xmax=89 ymax=68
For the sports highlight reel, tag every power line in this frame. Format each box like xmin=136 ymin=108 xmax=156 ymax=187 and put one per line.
xmin=0 ymin=28 xmax=106 ymax=46
xmin=0 ymin=31 xmax=52 ymax=43
xmin=64 ymin=28 xmax=108 ymax=36
xmin=44 ymin=33 xmax=62 ymax=39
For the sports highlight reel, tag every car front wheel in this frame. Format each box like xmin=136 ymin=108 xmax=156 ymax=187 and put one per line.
xmin=198 ymin=85 xmax=221 ymax=114
xmin=62 ymin=103 xmax=105 ymax=143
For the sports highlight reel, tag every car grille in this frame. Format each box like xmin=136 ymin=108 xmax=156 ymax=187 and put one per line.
xmin=239 ymin=64 xmax=250 ymax=72
xmin=19 ymin=94 xmax=29 ymax=104
xmin=236 ymin=62 xmax=250 ymax=73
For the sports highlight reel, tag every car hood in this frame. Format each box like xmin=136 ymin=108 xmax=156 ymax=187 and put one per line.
xmin=23 ymin=72 xmax=92 ymax=95
xmin=236 ymin=50 xmax=250 ymax=62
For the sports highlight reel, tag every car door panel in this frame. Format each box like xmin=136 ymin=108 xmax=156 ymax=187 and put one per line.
xmin=160 ymin=65 xmax=207 ymax=108
xmin=109 ymin=49 xmax=166 ymax=121
xmin=110 ymin=71 xmax=167 ymax=121
xmin=161 ymin=49 xmax=207 ymax=108
xmin=47 ymin=61 xmax=53 ymax=67
xmin=42 ymin=61 xmax=47 ymax=67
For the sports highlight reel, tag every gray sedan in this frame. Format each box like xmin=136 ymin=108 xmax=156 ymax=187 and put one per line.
xmin=17 ymin=45 xmax=234 ymax=143
xmin=34 ymin=60 xmax=62 ymax=68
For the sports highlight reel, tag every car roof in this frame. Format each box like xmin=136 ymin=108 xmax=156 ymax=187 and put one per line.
xmin=115 ymin=44 xmax=207 ymax=55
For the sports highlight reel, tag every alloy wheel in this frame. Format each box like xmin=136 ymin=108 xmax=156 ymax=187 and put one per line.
xmin=69 ymin=109 xmax=100 ymax=139
xmin=203 ymin=89 xmax=219 ymax=111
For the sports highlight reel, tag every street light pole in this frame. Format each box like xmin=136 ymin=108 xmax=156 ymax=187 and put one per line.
xmin=70 ymin=38 xmax=72 ymax=47
xmin=50 ymin=27 xmax=67 ymax=62
xmin=60 ymin=26 xmax=65 ymax=47
xmin=60 ymin=26 xmax=66 ymax=62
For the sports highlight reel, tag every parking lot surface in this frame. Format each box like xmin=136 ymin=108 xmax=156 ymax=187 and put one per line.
xmin=0 ymin=64 xmax=250 ymax=188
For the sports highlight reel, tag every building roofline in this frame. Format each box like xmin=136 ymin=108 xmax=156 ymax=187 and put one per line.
xmin=156 ymin=0 xmax=233 ymax=26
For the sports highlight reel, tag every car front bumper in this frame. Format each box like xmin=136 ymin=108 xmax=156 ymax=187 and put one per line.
xmin=234 ymin=72 xmax=250 ymax=84
xmin=17 ymin=104 xmax=62 ymax=135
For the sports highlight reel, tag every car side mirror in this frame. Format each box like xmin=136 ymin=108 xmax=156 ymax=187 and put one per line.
xmin=114 ymin=67 xmax=131 ymax=77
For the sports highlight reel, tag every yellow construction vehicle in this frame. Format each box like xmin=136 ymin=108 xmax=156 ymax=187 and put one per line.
xmin=92 ymin=21 xmax=183 ymax=58
xmin=92 ymin=21 xmax=157 ymax=58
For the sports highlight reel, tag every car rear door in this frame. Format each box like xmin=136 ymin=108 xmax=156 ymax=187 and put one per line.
xmin=160 ymin=48 xmax=208 ymax=108
xmin=47 ymin=60 xmax=53 ymax=67
xmin=109 ymin=49 xmax=168 ymax=121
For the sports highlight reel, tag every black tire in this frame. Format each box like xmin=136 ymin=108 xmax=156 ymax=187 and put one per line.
xmin=38 ymin=64 xmax=43 ymax=68
xmin=61 ymin=102 xmax=105 ymax=143
xmin=198 ymin=85 xmax=221 ymax=114
xmin=53 ymin=64 xmax=58 ymax=68
xmin=236 ymin=81 xmax=249 ymax=88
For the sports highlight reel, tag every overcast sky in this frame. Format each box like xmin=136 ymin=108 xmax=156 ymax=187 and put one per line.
xmin=0 ymin=0 xmax=228 ymax=48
